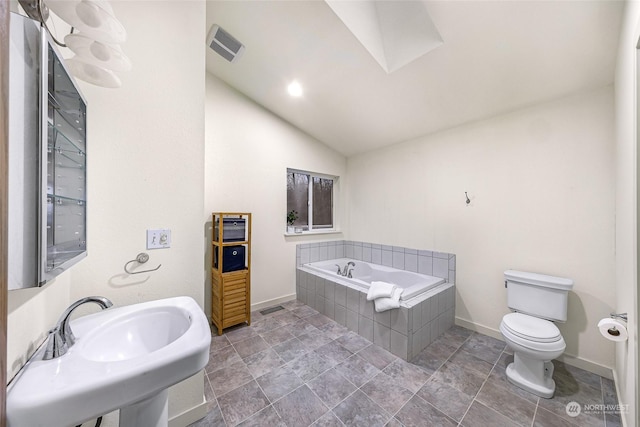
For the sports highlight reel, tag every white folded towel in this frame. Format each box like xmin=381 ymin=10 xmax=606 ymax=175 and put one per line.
xmin=374 ymin=287 xmax=403 ymax=312
xmin=367 ymin=281 xmax=396 ymax=301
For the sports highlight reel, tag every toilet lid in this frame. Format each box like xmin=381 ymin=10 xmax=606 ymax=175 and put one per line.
xmin=502 ymin=313 xmax=561 ymax=343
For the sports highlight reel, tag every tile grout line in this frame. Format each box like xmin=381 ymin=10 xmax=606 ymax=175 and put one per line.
xmin=305 ymin=370 xmax=351 ymax=427
xmin=254 ymin=353 xmax=304 ymax=423
xmin=206 ymin=308 xmax=613 ymax=427
xmin=223 ymin=313 xmax=310 ymax=426
xmin=254 ymin=320 xmax=351 ymax=426
xmin=328 ymin=339 xmax=403 ymax=424
xmin=381 ymin=356 xmax=436 ymax=424
xmin=371 ymin=370 xmax=418 ymax=424
xmin=251 ymin=377 xmax=286 ymax=427
xmin=392 ymin=328 xmax=470 ymax=426
xmin=371 ymin=330 xmax=457 ymax=425
xmin=530 ymin=401 xmax=539 ymax=427
xmin=206 ymin=372 xmax=230 ymax=427
xmin=349 ymin=357 xmax=397 ymax=425
xmin=600 ymin=376 xmax=606 ymax=427
xmin=462 ymin=346 xmax=542 ymax=427
xmin=267 ymin=336 xmax=371 ymax=426
xmin=204 ymin=373 xmax=229 ymax=427
xmin=206 ymin=313 xmax=267 ymax=425
xmin=600 ymin=375 xmax=609 ymax=427
xmin=294 ymin=333 xmax=396 ymax=425
xmin=454 ymin=334 xmax=495 ymax=427
xmin=215 ymin=327 xmax=274 ymax=426
xmin=220 ymin=310 xmax=433 ymax=426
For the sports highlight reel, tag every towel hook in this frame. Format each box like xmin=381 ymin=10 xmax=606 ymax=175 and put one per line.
xmin=465 ymin=192 xmax=471 ymax=205
xmin=124 ymin=252 xmax=161 ymax=274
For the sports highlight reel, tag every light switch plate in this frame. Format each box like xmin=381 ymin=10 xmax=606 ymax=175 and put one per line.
xmin=147 ymin=229 xmax=171 ymax=249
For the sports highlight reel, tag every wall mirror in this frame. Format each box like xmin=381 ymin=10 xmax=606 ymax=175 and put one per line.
xmin=8 ymin=12 xmax=87 ymax=290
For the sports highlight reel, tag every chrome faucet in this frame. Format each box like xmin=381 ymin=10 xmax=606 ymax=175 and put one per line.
xmin=345 ymin=261 xmax=355 ymax=278
xmin=335 ymin=262 xmax=355 ymax=277
xmin=44 ymin=296 xmax=113 ymax=360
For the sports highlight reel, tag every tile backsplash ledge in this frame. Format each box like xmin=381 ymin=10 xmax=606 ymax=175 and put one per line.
xmin=296 ymin=240 xmax=456 ymax=284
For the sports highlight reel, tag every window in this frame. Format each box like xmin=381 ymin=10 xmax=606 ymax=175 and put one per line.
xmin=287 ymin=169 xmax=337 ymax=232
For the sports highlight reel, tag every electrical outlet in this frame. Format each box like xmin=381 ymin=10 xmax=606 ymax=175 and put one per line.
xmin=147 ymin=229 xmax=171 ymax=249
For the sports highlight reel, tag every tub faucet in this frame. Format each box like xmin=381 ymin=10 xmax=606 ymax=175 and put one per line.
xmin=345 ymin=261 xmax=355 ymax=278
xmin=335 ymin=264 xmax=343 ymax=275
xmin=44 ymin=296 xmax=113 ymax=360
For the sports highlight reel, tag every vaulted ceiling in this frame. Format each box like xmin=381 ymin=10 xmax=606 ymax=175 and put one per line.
xmin=206 ymin=1 xmax=623 ymax=157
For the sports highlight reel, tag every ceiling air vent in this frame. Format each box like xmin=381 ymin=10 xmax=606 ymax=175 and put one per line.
xmin=207 ymin=24 xmax=245 ymax=63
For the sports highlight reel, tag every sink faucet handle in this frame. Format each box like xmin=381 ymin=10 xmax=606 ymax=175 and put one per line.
xmin=43 ymin=296 xmax=114 ymax=360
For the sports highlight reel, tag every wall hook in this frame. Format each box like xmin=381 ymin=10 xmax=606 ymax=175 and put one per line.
xmin=465 ymin=192 xmax=471 ymax=205
xmin=124 ymin=252 xmax=161 ymax=274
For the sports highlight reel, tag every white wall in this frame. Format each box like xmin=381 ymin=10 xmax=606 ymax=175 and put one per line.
xmin=204 ymin=74 xmax=347 ymax=312
xmin=69 ymin=0 xmax=205 ymax=308
xmin=347 ymin=86 xmax=616 ymax=374
xmin=614 ymin=2 xmax=640 ymax=426
xmin=7 ymin=1 xmax=207 ymax=425
xmin=69 ymin=2 xmax=207 ymax=424
xmin=7 ymin=273 xmax=71 ymax=380
xmin=5 ymin=1 xmax=75 ymax=383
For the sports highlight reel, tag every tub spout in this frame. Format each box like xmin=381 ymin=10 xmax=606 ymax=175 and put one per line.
xmin=346 ymin=262 xmax=355 ymax=278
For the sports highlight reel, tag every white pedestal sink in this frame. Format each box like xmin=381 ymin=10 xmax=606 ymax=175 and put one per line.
xmin=7 ymin=296 xmax=211 ymax=427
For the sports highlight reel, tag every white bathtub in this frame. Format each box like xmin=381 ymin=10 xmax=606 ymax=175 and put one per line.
xmin=303 ymin=258 xmax=445 ymax=301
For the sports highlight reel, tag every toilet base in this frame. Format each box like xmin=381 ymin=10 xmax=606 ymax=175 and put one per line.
xmin=505 ymin=356 xmax=556 ymax=398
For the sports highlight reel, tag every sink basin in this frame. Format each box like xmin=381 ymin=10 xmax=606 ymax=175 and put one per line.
xmin=81 ymin=306 xmax=191 ymax=362
xmin=7 ymin=296 xmax=211 ymax=427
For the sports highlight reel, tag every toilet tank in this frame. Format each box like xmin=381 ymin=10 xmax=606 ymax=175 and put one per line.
xmin=504 ymin=270 xmax=573 ymax=322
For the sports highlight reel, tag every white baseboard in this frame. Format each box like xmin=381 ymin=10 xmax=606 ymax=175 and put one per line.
xmin=455 ymin=316 xmax=614 ymax=379
xmin=556 ymin=353 xmax=613 ymax=380
xmin=169 ymin=398 xmax=208 ymax=427
xmin=251 ymin=293 xmax=297 ymax=312
xmin=611 ymin=369 xmax=631 ymax=427
xmin=455 ymin=317 xmax=503 ymax=341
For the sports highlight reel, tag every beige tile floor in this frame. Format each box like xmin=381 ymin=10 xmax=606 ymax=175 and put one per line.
xmin=190 ymin=300 xmax=622 ymax=427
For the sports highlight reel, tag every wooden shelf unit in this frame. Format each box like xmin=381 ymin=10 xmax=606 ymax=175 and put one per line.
xmin=211 ymin=212 xmax=252 ymax=335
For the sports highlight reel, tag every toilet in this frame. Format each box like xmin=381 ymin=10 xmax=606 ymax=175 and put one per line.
xmin=499 ymin=270 xmax=573 ymax=398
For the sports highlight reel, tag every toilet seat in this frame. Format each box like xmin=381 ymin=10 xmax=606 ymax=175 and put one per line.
xmin=502 ymin=313 xmax=561 ymax=343
xmin=500 ymin=313 xmax=565 ymax=354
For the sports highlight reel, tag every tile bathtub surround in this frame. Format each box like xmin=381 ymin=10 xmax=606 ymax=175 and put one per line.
xmin=296 ymin=240 xmax=456 ymax=284
xmin=297 ymin=268 xmax=455 ymax=360
xmin=191 ymin=301 xmax=621 ymax=427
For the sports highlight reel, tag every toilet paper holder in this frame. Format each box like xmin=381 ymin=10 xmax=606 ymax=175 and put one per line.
xmin=600 ymin=313 xmax=629 ymax=340
xmin=610 ymin=312 xmax=628 ymax=322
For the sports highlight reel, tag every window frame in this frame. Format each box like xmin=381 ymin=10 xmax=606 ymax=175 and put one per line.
xmin=286 ymin=168 xmax=339 ymax=235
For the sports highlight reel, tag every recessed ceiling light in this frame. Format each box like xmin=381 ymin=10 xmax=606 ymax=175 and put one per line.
xmin=288 ymin=81 xmax=303 ymax=97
